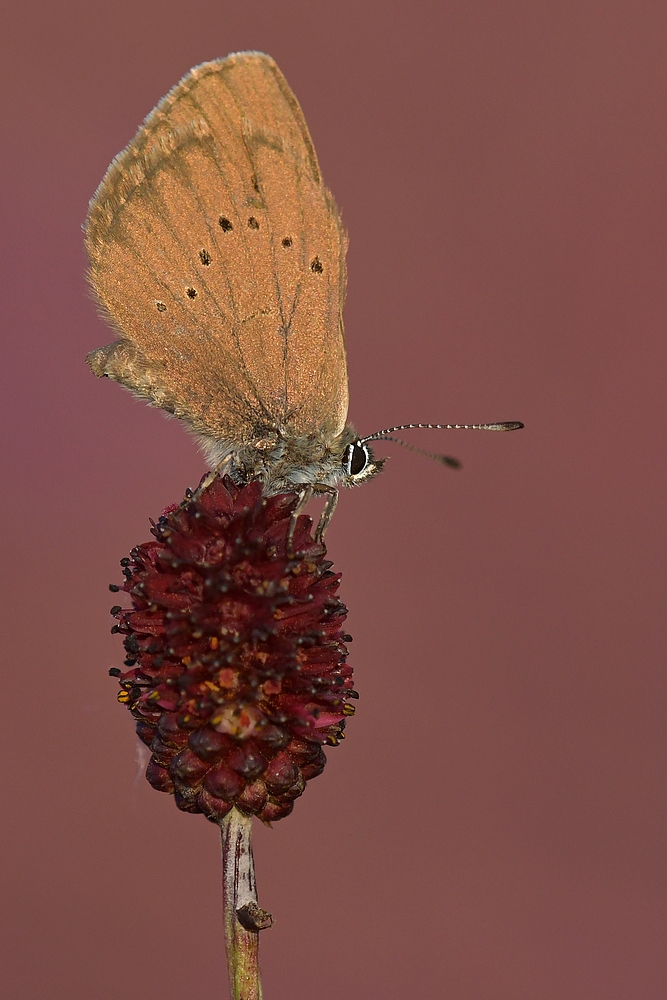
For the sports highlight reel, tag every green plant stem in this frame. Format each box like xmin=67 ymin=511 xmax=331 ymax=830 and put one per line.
xmin=220 ymin=808 xmax=265 ymax=1000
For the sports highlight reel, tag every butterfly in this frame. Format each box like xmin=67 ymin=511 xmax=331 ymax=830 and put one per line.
xmin=86 ymin=51 xmax=521 ymax=535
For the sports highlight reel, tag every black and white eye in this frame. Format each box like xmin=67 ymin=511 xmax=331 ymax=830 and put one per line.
xmin=344 ymin=441 xmax=370 ymax=477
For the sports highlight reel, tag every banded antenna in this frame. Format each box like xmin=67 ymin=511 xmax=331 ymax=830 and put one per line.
xmin=373 ymin=436 xmax=462 ymax=468
xmin=361 ymin=421 xmax=524 ymax=443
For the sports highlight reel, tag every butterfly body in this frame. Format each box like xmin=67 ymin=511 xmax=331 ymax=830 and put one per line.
xmin=195 ymin=423 xmax=381 ymax=493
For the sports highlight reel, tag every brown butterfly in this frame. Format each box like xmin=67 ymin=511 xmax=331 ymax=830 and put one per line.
xmin=86 ymin=51 xmax=521 ymax=535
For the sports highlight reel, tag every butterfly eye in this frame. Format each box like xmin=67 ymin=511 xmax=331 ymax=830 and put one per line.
xmin=344 ymin=442 xmax=370 ymax=477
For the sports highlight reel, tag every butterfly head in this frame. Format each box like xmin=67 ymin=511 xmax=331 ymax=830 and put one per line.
xmin=340 ymin=438 xmax=385 ymax=486
xmin=282 ymin=424 xmax=385 ymax=490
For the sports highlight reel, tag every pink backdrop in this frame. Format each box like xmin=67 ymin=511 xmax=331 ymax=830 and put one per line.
xmin=2 ymin=2 xmax=665 ymax=997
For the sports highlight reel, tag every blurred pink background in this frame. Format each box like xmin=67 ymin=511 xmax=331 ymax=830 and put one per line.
xmin=2 ymin=2 xmax=665 ymax=998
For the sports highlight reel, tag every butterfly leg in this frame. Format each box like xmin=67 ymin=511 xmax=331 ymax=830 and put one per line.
xmin=213 ymin=453 xmax=235 ymax=480
xmin=193 ymin=454 xmax=234 ymax=499
xmin=287 ymin=486 xmax=314 ymax=555
xmin=314 ymin=486 xmax=339 ymax=543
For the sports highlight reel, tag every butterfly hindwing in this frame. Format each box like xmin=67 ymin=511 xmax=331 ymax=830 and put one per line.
xmin=86 ymin=52 xmax=349 ymax=443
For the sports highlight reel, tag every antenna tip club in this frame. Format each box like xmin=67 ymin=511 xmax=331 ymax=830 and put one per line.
xmin=487 ymin=421 xmax=524 ymax=431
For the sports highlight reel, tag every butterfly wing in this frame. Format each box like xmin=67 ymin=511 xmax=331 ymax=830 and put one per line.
xmin=86 ymin=52 xmax=349 ymax=443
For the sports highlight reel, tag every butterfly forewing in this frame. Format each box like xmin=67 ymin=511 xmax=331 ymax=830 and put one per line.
xmin=86 ymin=52 xmax=349 ymax=443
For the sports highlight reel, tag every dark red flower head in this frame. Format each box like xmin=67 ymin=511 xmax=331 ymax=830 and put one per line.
xmin=109 ymin=475 xmax=356 ymax=824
